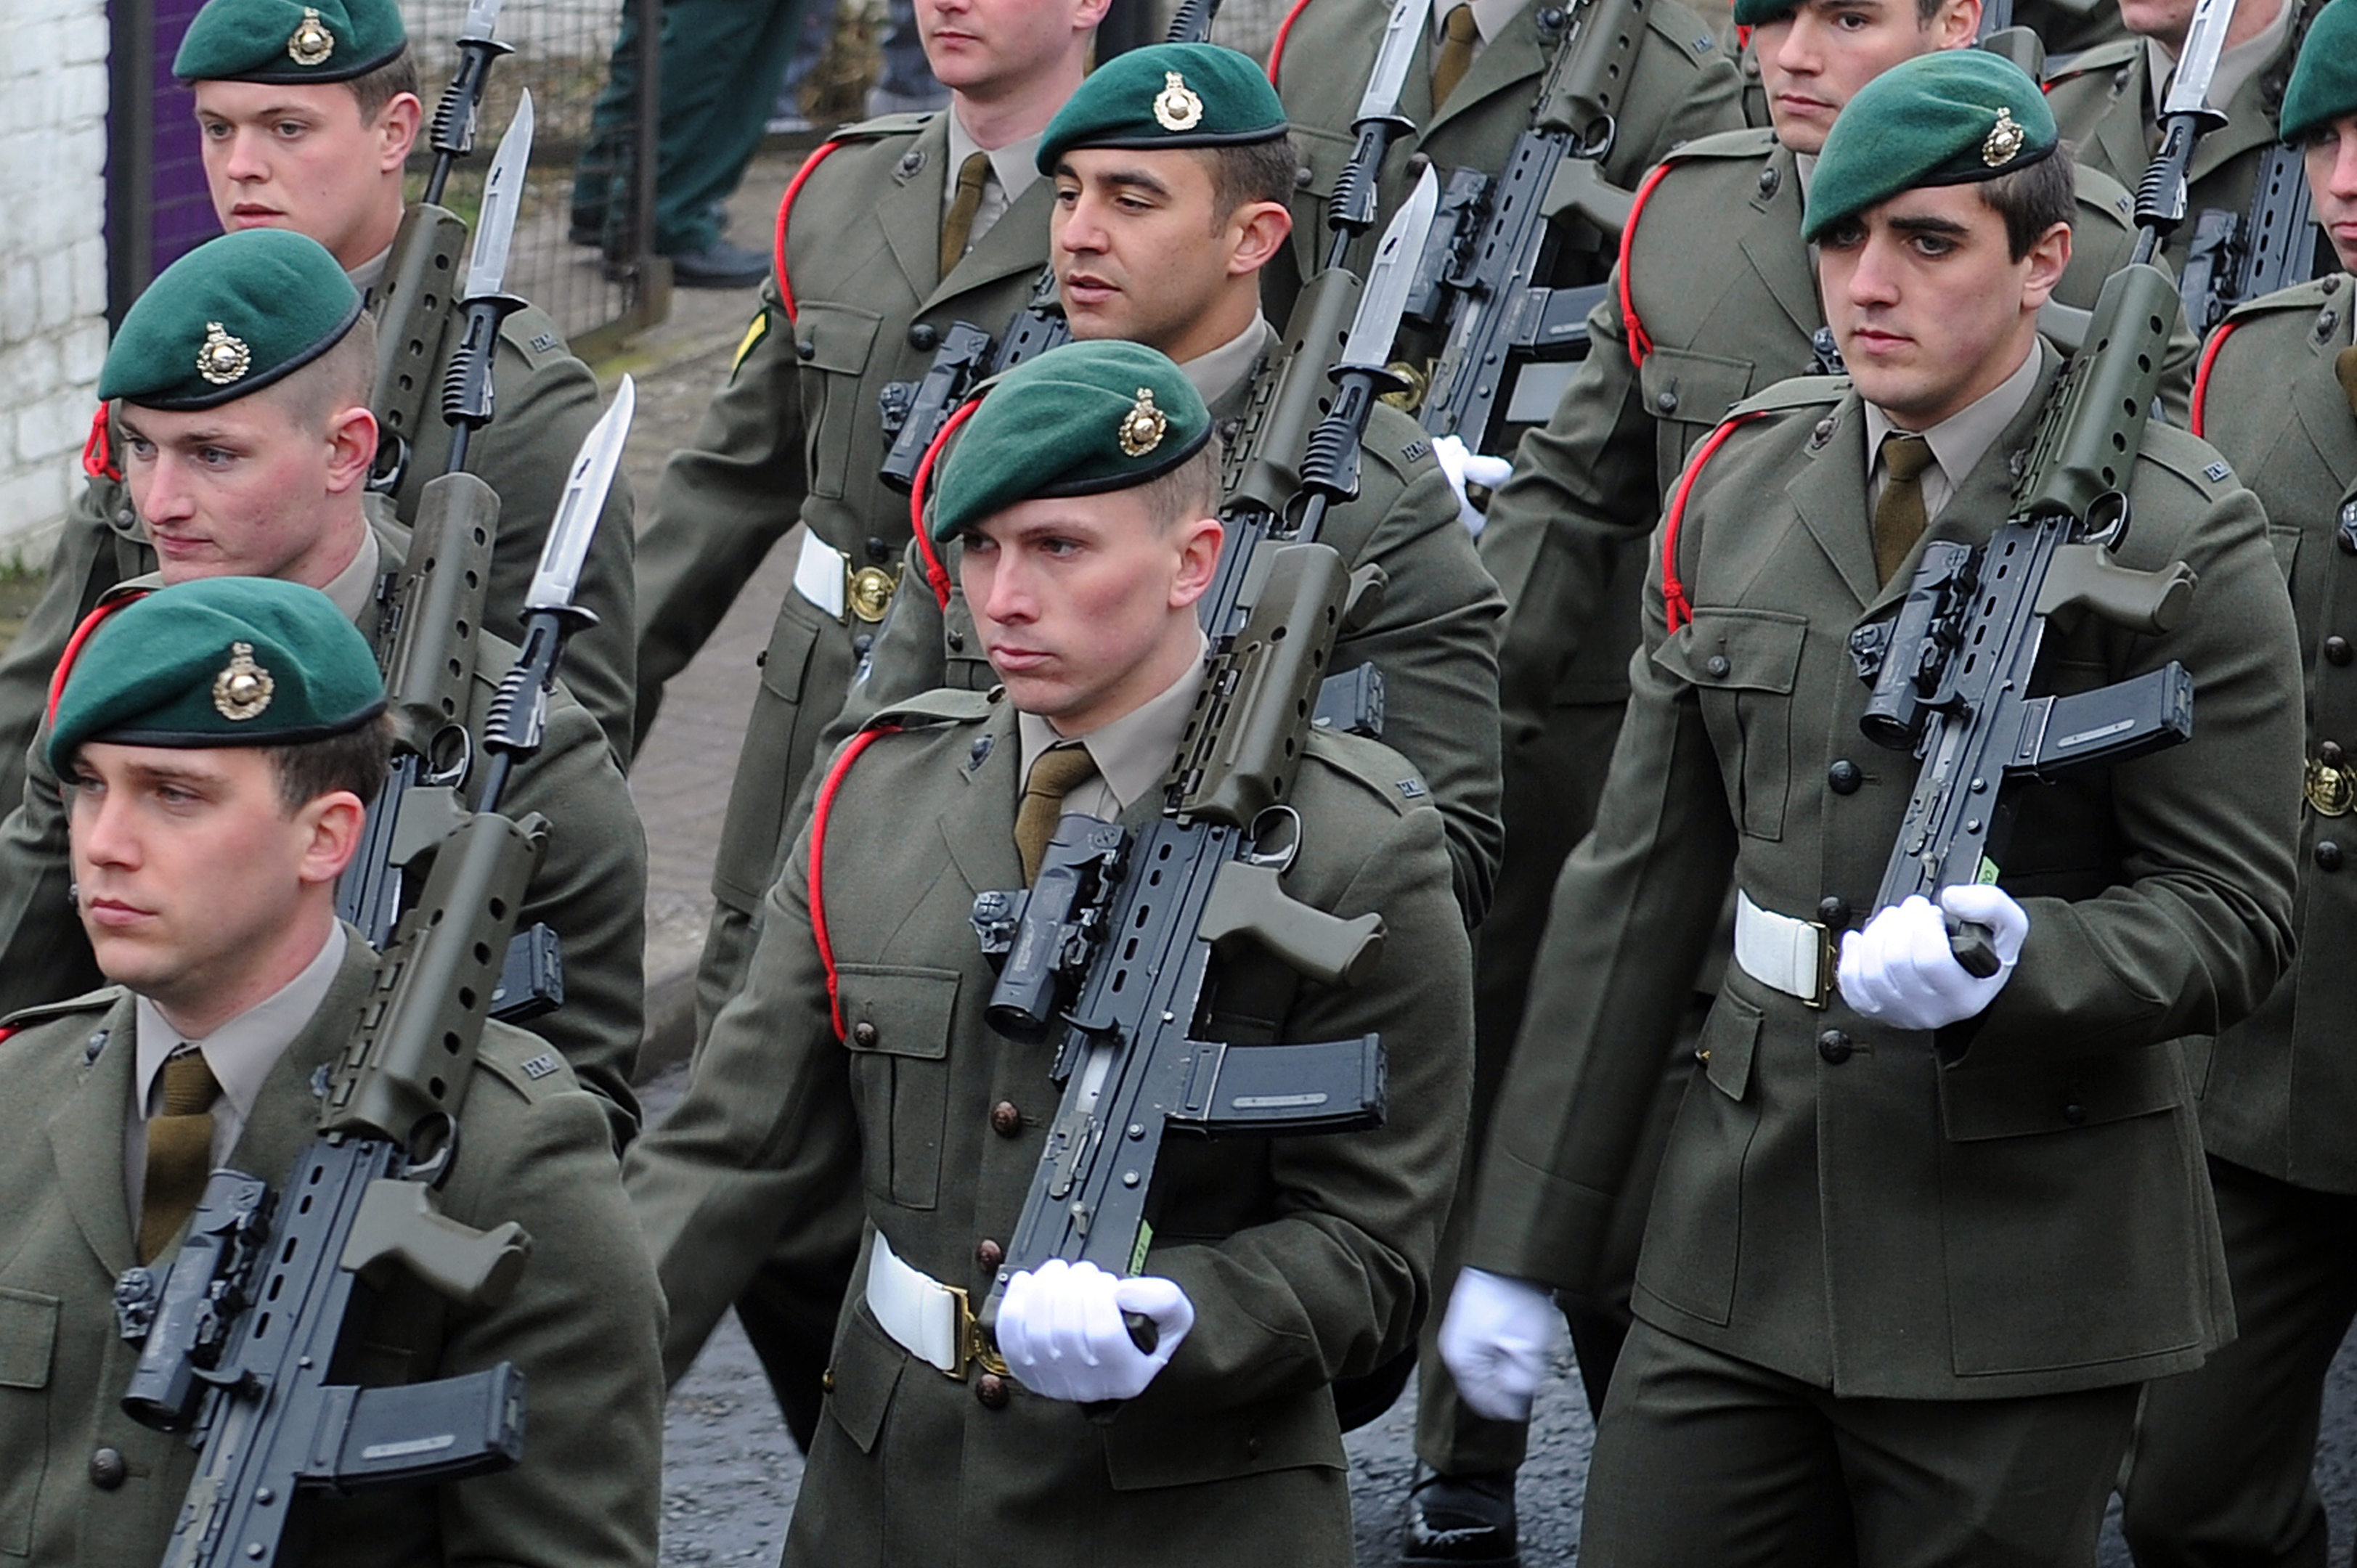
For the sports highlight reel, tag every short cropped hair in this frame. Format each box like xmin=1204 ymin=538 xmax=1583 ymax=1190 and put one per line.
xmin=266 ymin=709 xmax=395 ymax=814
xmin=1138 ymin=433 xmax=1224 ymax=531
xmin=1978 ymin=138 xmax=2077 ymax=261
xmin=1203 ymin=132 xmax=1302 ymax=223
xmin=349 ymin=44 xmax=419 ymax=124
xmin=268 ymin=311 xmax=379 ymax=432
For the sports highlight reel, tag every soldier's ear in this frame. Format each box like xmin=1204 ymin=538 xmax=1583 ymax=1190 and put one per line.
xmin=1168 ymin=515 xmax=1224 ymax=609
xmin=1226 ymin=200 xmax=1293 ymax=279
xmin=2020 ymin=220 xmax=2071 ymax=311
xmin=370 ymin=91 xmax=423 ymax=173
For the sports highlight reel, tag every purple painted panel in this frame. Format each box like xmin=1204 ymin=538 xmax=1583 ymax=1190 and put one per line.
xmin=151 ymin=0 xmax=216 ymax=276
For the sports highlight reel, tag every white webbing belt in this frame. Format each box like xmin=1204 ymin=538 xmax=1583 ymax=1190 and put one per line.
xmin=1733 ymin=889 xmax=1831 ymax=1006
xmin=865 ymin=1230 xmax=966 ymax=1375
xmin=793 ymin=528 xmax=850 ymax=621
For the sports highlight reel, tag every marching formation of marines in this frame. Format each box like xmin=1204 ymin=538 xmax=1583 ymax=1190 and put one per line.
xmin=9 ymin=0 xmax=2357 ymax=1561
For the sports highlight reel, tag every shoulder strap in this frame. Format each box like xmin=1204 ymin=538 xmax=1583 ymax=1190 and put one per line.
xmin=809 ymin=726 xmax=903 ymax=1040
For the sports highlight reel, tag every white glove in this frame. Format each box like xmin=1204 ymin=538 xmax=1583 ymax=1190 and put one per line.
xmin=995 ymin=1258 xmax=1194 ymax=1403
xmin=1836 ymin=885 xmax=2029 ymax=1032
xmin=1430 ymin=434 xmax=1513 ymax=536
xmin=1438 ymin=1267 xmax=1563 ymax=1421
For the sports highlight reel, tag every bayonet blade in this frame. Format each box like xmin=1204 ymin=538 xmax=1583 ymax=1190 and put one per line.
xmin=1338 ymin=167 xmax=1439 ymax=372
xmin=2160 ymin=0 xmax=2239 ymax=118
xmin=461 ymin=91 xmax=532 ymax=301
xmin=1353 ymin=0 xmax=1425 ymax=125
xmin=529 ymin=375 xmax=632 ymax=612
xmin=460 ymin=0 xmax=505 ymax=42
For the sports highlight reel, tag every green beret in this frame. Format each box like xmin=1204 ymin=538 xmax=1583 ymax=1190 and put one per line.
xmin=1802 ymin=51 xmax=2058 ymax=242
xmin=1732 ymin=0 xmax=1799 ymax=25
xmin=100 ymin=229 xmax=362 ymax=412
xmin=175 ymin=0 xmax=406 ymax=84
xmin=2281 ymin=0 xmax=2357 ymax=141
xmin=1038 ymin=43 xmax=1287 ymax=174
xmin=931 ymin=340 xmax=1213 ymax=543
xmin=49 ymin=578 xmax=386 ymax=772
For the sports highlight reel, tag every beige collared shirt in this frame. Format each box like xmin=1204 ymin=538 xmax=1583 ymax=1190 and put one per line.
xmin=1428 ymin=0 xmax=1525 ymax=65
xmin=2146 ymin=0 xmax=2294 ymax=122
xmin=124 ymin=924 xmax=349 ymax=1230
xmin=945 ymin=115 xmax=1046 ymax=256
xmin=318 ymin=526 xmax=383 ymax=623
xmin=1015 ymin=641 xmax=1210 ymax=821
xmin=1863 ymin=341 xmax=2043 ymax=521
xmin=347 ymin=248 xmax=390 ymax=295
xmin=1180 ymin=316 xmax=1269 ymax=407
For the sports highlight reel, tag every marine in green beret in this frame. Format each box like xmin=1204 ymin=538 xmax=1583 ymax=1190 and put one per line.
xmin=1446 ymin=33 xmax=2303 ymax=1565
xmin=626 ymin=332 xmax=1473 ymax=1568
xmin=929 ymin=340 xmax=1213 ymax=542
xmin=0 ymin=229 xmax=649 ymax=1146
xmin=1035 ymin=41 xmax=1287 ymax=171
xmin=173 ymin=0 xmax=406 ymax=84
xmin=2110 ymin=6 xmax=2357 ymax=1559
xmin=1 ymin=575 xmax=664 ymax=1568
xmin=0 ymin=0 xmax=638 ymax=812
xmin=48 ymin=577 xmax=383 ymax=768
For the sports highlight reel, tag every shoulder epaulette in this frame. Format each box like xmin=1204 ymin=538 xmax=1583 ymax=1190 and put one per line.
xmin=1621 ymin=129 xmax=1779 ymax=364
xmin=471 ymin=1025 xmax=577 ymax=1103
xmin=1725 ymin=374 xmax=1847 ymax=417
xmin=1304 ymin=728 xmax=1433 ymax=817
xmin=1640 ymin=1 xmax=1728 ymax=61
xmin=2191 ymin=278 xmax=2347 ymax=433
xmin=2140 ymin=422 xmax=2242 ymax=496
xmin=2043 ymin=38 xmax=2141 ymax=85
xmin=866 ymin=688 xmax=996 ymax=732
xmin=826 ymin=110 xmax=933 ymax=142
xmin=0 ymin=985 xmax=125 ymax=1039
xmin=1653 ymin=126 xmax=1778 ymax=163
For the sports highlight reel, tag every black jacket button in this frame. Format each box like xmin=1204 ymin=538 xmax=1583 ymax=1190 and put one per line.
xmin=852 ymin=1021 xmax=879 ymax=1047
xmin=1828 ymin=760 xmax=1863 ymax=795
xmin=909 ymin=323 xmax=940 ymax=351
xmin=2318 ymin=841 xmax=2344 ymax=873
xmin=977 ymin=1238 xmax=1005 ymax=1270
xmin=991 ymin=1101 xmax=1022 ymax=1136
xmin=90 ymin=1447 xmax=128 ymax=1490
xmin=2328 ymin=637 xmax=2353 ymax=667
xmin=1818 ymin=1029 xmax=1853 ymax=1064
xmin=975 ymin=1373 xmax=1011 ymax=1408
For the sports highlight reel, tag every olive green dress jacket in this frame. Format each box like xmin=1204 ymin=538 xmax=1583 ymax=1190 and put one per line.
xmin=2185 ymin=273 xmax=2357 ymax=1193
xmin=1468 ymin=349 xmax=2303 ymax=1400
xmin=0 ymin=298 xmax=638 ymax=809
xmin=0 ymin=518 xmax=647 ymax=1137
xmin=0 ymin=936 xmax=665 ymax=1565
xmin=627 ymin=695 xmax=1473 ymax=1567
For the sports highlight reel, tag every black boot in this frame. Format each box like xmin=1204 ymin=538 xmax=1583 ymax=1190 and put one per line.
xmin=1400 ymin=1464 xmax=1519 ymax=1567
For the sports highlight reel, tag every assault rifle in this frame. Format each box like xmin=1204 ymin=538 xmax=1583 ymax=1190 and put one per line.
xmin=1844 ymin=0 xmax=2234 ymax=974
xmin=873 ymin=0 xmax=1237 ymax=489
xmin=108 ymin=388 xmax=632 ymax=1568
xmin=2179 ymin=142 xmax=2332 ymax=334
xmin=1407 ymin=0 xmax=1645 ymax=450
xmin=340 ymin=102 xmax=563 ymax=1023
xmin=370 ymin=0 xmax=514 ymax=494
xmin=964 ymin=173 xmax=1441 ymax=1329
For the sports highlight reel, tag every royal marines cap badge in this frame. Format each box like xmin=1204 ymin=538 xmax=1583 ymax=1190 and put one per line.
xmin=1982 ymin=107 xmax=2024 ymax=168
xmin=288 ymin=7 xmax=335 ymax=65
xmin=1119 ymin=387 xmax=1168 ymax=456
xmin=1152 ymin=72 xmax=1204 ymax=132
xmin=197 ymin=322 xmax=252 ymax=386
xmin=212 ymin=642 xmax=275 ymax=721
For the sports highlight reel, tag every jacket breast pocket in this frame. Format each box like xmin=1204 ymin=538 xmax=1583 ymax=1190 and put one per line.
xmin=837 ymin=965 xmax=960 ymax=1211
xmin=793 ymin=301 xmax=883 ymax=502
xmin=1637 ymin=346 xmax=1757 ymax=476
xmin=1658 ymin=609 xmax=1807 ymax=840
xmin=0 ymin=1286 xmax=58 ymax=1556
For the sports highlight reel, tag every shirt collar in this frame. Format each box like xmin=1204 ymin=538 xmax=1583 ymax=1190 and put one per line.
xmin=319 ymin=525 xmax=383 ymax=623
xmin=347 ymin=247 xmax=390 ymax=295
xmin=1428 ymin=0 xmax=1523 ymax=50
xmin=134 ymin=924 xmax=348 ymax=1131
xmin=1862 ymin=340 xmax=2043 ymax=504
xmin=1016 ymin=637 xmax=1209 ymax=814
xmin=947 ymin=112 xmax=1045 ymax=207
xmin=1181 ymin=314 xmax=1271 ymax=407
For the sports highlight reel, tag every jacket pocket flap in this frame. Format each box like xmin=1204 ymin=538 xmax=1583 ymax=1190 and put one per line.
xmin=1636 ymin=344 xmax=1757 ymax=426
xmin=792 ymin=301 xmax=884 ymax=375
xmin=1658 ymin=608 xmax=1807 ymax=693
xmin=836 ymin=965 xmax=961 ymax=1061
xmin=1939 ymin=1047 xmax=2184 ymax=1142
xmin=1102 ymin=1390 xmax=1345 ymax=1490
xmin=0 ymin=1288 xmax=57 ymax=1389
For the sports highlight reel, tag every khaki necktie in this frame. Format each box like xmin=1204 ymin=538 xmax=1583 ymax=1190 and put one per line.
xmin=1432 ymin=5 xmax=1479 ymax=109
xmin=940 ymin=152 xmax=992 ymax=279
xmin=1872 ymin=433 xmax=1937 ymax=586
xmin=1015 ymin=745 xmax=1101 ymax=884
xmin=2337 ymin=346 xmax=2357 ymax=417
xmin=139 ymin=1049 xmax=221 ymax=1263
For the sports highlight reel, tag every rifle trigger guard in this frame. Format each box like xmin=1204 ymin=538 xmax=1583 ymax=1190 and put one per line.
xmin=402 ymin=1110 xmax=460 ymax=1189
xmin=2083 ymin=490 xmax=2130 ymax=550
xmin=1576 ymin=115 xmax=1617 ymax=163
xmin=423 ymin=723 xmax=473 ymax=788
xmin=1245 ymin=805 xmax=1304 ymax=875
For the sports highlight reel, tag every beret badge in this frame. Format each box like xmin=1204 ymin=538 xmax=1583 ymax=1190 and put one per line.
xmin=1152 ymin=72 xmax=1204 ymax=132
xmin=1982 ymin=106 xmax=2024 ymax=168
xmin=197 ymin=322 xmax=252 ymax=386
xmin=1119 ymin=388 xmax=1168 ymax=457
xmin=212 ymin=642 xmax=276 ymax=721
xmin=288 ymin=7 xmax=335 ymax=65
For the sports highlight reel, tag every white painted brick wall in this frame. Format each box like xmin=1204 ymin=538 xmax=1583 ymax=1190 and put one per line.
xmin=0 ymin=0 xmax=109 ymax=568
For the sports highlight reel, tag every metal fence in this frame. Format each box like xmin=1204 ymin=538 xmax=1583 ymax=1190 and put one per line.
xmin=107 ymin=0 xmax=667 ymax=356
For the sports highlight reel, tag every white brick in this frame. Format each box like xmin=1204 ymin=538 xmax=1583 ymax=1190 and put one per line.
xmin=9 ymin=18 xmax=62 ymax=78
xmin=0 ymin=467 xmax=63 ymax=550
xmin=1 ymin=258 xmax=37 ymax=346
xmin=61 ymin=318 xmax=105 ymax=384
xmin=33 ymin=248 xmax=75 ymax=334
xmin=60 ymin=14 xmax=109 ymax=66
xmin=70 ymin=237 xmax=106 ymax=319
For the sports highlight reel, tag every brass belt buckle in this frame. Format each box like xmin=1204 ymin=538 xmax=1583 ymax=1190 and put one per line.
xmin=2306 ymin=757 xmax=2355 ymax=817
xmin=947 ymin=1284 xmax=1007 ymax=1379
xmin=1807 ymin=918 xmax=1834 ymax=1010
xmin=847 ymin=563 xmax=900 ymax=624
